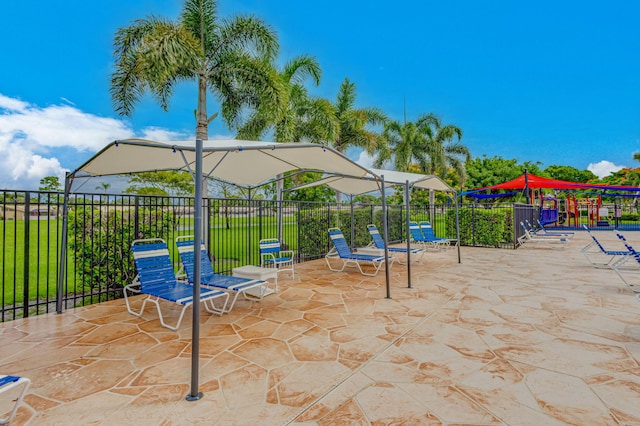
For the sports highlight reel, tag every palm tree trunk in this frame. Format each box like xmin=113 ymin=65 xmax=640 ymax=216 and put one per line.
xmin=196 ymin=75 xmax=208 ymax=141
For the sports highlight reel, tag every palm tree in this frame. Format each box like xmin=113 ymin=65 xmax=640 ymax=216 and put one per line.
xmin=236 ymin=54 xmax=337 ymax=143
xmin=111 ymin=0 xmax=283 ymax=140
xmin=330 ymin=78 xmax=387 ymax=202
xmin=236 ymin=54 xmax=337 ymax=239
xmin=374 ymin=114 xmax=439 ymax=172
xmin=424 ymin=117 xmax=469 ymax=186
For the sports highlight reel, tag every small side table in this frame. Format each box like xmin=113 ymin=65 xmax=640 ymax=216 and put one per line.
xmin=232 ymin=265 xmax=279 ymax=298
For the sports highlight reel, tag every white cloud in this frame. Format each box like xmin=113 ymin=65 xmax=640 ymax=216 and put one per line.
xmin=587 ymin=160 xmax=625 ymax=178
xmin=0 ymin=93 xmax=189 ymax=190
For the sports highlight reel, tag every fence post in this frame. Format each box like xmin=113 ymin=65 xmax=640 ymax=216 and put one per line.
xmin=22 ymin=193 xmax=30 ymax=318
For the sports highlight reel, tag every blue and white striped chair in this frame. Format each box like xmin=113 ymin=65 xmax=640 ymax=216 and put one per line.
xmin=326 ymin=228 xmax=394 ymax=276
xmin=259 ymin=238 xmax=294 ymax=277
xmin=0 ymin=375 xmax=30 ymax=425
xmin=176 ymin=236 xmax=271 ymax=312
xmin=126 ymin=238 xmax=229 ymax=331
xmin=366 ymin=224 xmax=425 ymax=263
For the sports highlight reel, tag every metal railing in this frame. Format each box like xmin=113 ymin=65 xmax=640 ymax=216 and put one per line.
xmin=5 ymin=189 xmax=637 ymax=321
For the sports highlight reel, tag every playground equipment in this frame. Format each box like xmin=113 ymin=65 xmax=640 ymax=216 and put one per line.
xmin=535 ymin=194 xmax=606 ymax=228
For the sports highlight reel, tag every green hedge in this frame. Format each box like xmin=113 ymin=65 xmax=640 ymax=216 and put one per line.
xmin=446 ymin=206 xmax=513 ymax=247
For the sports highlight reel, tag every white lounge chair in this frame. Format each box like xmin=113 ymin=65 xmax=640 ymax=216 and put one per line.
xmin=126 ymin=238 xmax=229 ymax=331
xmin=517 ymin=222 xmax=568 ymax=249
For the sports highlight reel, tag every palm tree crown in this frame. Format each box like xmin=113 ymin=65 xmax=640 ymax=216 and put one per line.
xmin=111 ymin=0 xmax=283 ymax=140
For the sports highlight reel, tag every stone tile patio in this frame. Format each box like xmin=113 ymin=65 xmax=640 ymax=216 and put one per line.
xmin=1 ymin=230 xmax=639 ymax=425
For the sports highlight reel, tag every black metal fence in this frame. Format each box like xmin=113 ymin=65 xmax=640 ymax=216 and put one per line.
xmin=3 ymin=189 xmax=637 ymax=322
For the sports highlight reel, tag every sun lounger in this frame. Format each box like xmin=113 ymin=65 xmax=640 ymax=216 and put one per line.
xmin=326 ymin=228 xmax=394 ymax=276
xmin=126 ymin=238 xmax=229 ymax=331
xmin=517 ymin=222 xmax=568 ymax=249
xmin=409 ymin=221 xmax=442 ymax=251
xmin=176 ymin=236 xmax=271 ymax=313
xmin=366 ymin=224 xmax=425 ymax=263
xmin=611 ymin=231 xmax=640 ymax=293
xmin=527 ymin=219 xmax=574 ymax=238
xmin=581 ymin=225 xmax=628 ymax=268
xmin=0 ymin=375 xmax=30 ymax=425
xmin=419 ymin=221 xmax=457 ymax=249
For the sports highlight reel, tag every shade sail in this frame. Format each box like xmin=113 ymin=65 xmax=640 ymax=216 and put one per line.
xmin=474 ymin=173 xmax=639 ymax=192
xmin=74 ymin=138 xmax=370 ymax=186
xmin=292 ymin=168 xmax=455 ymax=195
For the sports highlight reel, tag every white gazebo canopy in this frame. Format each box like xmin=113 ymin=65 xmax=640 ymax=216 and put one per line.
xmin=291 ymin=168 xmax=455 ymax=194
xmin=74 ymin=138 xmax=372 ymax=186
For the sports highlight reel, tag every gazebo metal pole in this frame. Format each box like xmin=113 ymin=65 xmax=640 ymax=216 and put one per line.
xmin=187 ymin=139 xmax=203 ymax=401
xmin=455 ymin=192 xmax=461 ymax=263
xmin=56 ymin=172 xmax=72 ymax=314
xmin=405 ymin=180 xmax=412 ymax=288
xmin=381 ymin=175 xmax=391 ymax=299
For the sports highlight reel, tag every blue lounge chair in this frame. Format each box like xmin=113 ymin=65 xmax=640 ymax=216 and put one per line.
xmin=326 ymin=228 xmax=394 ymax=276
xmin=259 ymin=238 xmax=294 ymax=277
xmin=176 ymin=236 xmax=271 ymax=313
xmin=127 ymin=239 xmax=229 ymax=331
xmin=366 ymin=224 xmax=425 ymax=263
xmin=409 ymin=221 xmax=439 ymax=251
xmin=419 ymin=221 xmax=457 ymax=249
xmin=581 ymin=225 xmax=628 ymax=268
xmin=611 ymin=231 xmax=640 ymax=293
xmin=0 ymin=375 xmax=30 ymax=425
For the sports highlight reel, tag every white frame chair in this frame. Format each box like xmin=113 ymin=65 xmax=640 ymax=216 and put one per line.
xmin=176 ymin=236 xmax=272 ymax=312
xmin=127 ymin=238 xmax=229 ymax=331
xmin=259 ymin=238 xmax=295 ymax=278
xmin=326 ymin=228 xmax=394 ymax=276
xmin=0 ymin=375 xmax=30 ymax=425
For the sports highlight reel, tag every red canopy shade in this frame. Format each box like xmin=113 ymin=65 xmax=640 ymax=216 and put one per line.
xmin=480 ymin=173 xmax=587 ymax=190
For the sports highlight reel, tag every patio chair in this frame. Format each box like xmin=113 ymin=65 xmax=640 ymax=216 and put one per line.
xmin=366 ymin=224 xmax=425 ymax=263
xmin=535 ymin=219 xmax=576 ymax=236
xmin=526 ymin=219 xmax=574 ymax=238
xmin=419 ymin=221 xmax=457 ymax=249
xmin=126 ymin=238 xmax=229 ymax=331
xmin=517 ymin=222 xmax=568 ymax=249
xmin=581 ymin=225 xmax=628 ymax=268
xmin=611 ymin=231 xmax=640 ymax=293
xmin=326 ymin=228 xmax=394 ymax=276
xmin=409 ymin=221 xmax=440 ymax=251
xmin=176 ymin=236 xmax=271 ymax=313
xmin=0 ymin=375 xmax=30 ymax=425
xmin=259 ymin=238 xmax=294 ymax=277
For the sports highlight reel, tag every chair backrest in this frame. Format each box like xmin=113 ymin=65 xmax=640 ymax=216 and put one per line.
xmin=259 ymin=238 xmax=282 ymax=255
xmin=409 ymin=222 xmax=425 ymax=241
xmin=525 ymin=220 xmax=537 ymax=232
xmin=419 ymin=221 xmax=437 ymax=241
xmin=175 ymin=237 xmax=217 ymax=282
xmin=615 ymin=231 xmax=640 ymax=264
xmin=519 ymin=222 xmax=532 ymax=238
xmin=132 ymin=239 xmax=178 ymax=291
xmin=328 ymin=228 xmax=353 ymax=257
xmin=367 ymin=224 xmax=385 ymax=249
xmin=583 ymin=225 xmax=608 ymax=254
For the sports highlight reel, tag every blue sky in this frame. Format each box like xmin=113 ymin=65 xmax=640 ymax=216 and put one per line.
xmin=1 ymin=0 xmax=638 ymax=190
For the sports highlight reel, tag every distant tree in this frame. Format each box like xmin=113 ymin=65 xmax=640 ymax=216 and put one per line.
xmin=111 ymin=0 xmax=283 ymax=140
xmin=329 ymin=78 xmax=387 ymax=202
xmin=353 ymin=194 xmax=379 ymax=204
xmin=544 ymin=165 xmax=597 ymax=183
xmin=375 ymin=115 xmax=437 ymax=172
xmin=39 ymin=176 xmax=62 ymax=192
xmin=598 ymin=168 xmax=640 ymax=187
xmin=634 ymin=152 xmax=640 ymax=162
xmin=96 ymin=182 xmax=111 ymax=193
xmin=464 ymin=156 xmax=537 ymax=191
xmin=125 ymin=171 xmax=194 ymax=196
